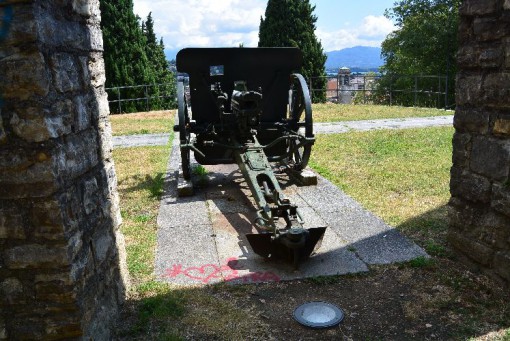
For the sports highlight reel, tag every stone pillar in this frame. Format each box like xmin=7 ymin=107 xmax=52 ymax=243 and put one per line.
xmin=450 ymin=0 xmax=510 ymax=283
xmin=0 ymin=0 xmax=128 ymax=339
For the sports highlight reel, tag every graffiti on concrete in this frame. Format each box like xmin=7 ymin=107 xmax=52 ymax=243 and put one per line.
xmin=162 ymin=257 xmax=281 ymax=284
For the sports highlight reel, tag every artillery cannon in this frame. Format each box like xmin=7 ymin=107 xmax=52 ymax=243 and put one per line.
xmin=174 ymin=48 xmax=325 ymax=268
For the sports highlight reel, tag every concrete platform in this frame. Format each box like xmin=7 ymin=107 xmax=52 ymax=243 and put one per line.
xmin=155 ymin=139 xmax=427 ymax=286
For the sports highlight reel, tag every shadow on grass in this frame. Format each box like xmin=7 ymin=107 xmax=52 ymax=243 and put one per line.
xmin=118 ymin=172 xmax=165 ymax=199
xmin=117 ymin=199 xmax=509 ymax=340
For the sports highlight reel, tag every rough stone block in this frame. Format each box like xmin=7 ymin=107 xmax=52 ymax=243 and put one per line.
xmin=177 ymin=173 xmax=194 ymax=196
xmin=70 ymin=243 xmax=94 ymax=281
xmin=0 ymin=116 xmax=6 ymax=145
xmin=452 ymin=132 xmax=471 ymax=167
xmin=36 ymin=13 xmax=90 ymax=51
xmin=453 ymin=108 xmax=489 ymax=134
xmin=457 ymin=45 xmax=479 ymax=69
xmin=44 ymin=319 xmax=82 ymax=340
xmin=479 ymin=46 xmax=503 ymax=68
xmin=91 ymin=87 xmax=110 ymax=121
xmin=484 ymin=73 xmax=510 ymax=106
xmin=287 ymin=168 xmax=317 ymax=186
xmin=98 ymin=117 xmax=114 ymax=161
xmin=0 ymin=148 xmax=60 ymax=198
xmin=9 ymin=105 xmax=72 ymax=143
xmin=0 ymin=205 xmax=26 ymax=239
xmin=494 ymin=251 xmax=510 ymax=281
xmin=72 ymin=0 xmax=100 ymax=18
xmin=67 ymin=230 xmax=84 ymax=260
xmin=0 ymin=277 xmax=24 ymax=305
xmin=93 ymin=231 xmax=113 ymax=265
xmin=0 ymin=52 xmax=50 ymax=100
xmin=477 ymin=211 xmax=510 ymax=249
xmin=448 ymin=231 xmax=494 ymax=266
xmin=505 ymin=0 xmax=510 ymax=10
xmin=492 ymin=183 xmax=510 ymax=218
xmin=4 ymin=244 xmax=69 ymax=269
xmin=0 ymin=317 xmax=6 ymax=339
xmin=88 ymin=53 xmax=106 ymax=88
xmin=88 ymin=24 xmax=103 ymax=52
xmin=473 ymin=18 xmax=509 ymax=42
xmin=50 ymin=53 xmax=82 ymax=93
xmin=83 ymin=176 xmax=99 ymax=215
xmin=470 ymin=136 xmax=510 ymax=181
xmin=31 ymin=199 xmax=65 ymax=241
xmin=35 ymin=282 xmax=75 ymax=303
xmin=494 ymin=118 xmax=510 ymax=136
xmin=456 ymin=73 xmax=483 ymax=106
xmin=35 ymin=273 xmax=73 ymax=286
xmin=0 ymin=3 xmax=36 ymax=50
xmin=73 ymin=95 xmax=92 ymax=132
xmin=55 ymin=129 xmax=99 ymax=183
xmin=460 ymin=0 xmax=499 ymax=15
xmin=450 ymin=167 xmax=492 ymax=203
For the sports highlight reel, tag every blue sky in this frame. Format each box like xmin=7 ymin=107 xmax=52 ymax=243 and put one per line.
xmin=132 ymin=0 xmax=397 ymax=57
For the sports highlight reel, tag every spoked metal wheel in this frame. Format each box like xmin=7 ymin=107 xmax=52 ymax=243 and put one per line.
xmin=287 ymin=73 xmax=314 ymax=171
xmin=177 ymin=81 xmax=191 ymax=180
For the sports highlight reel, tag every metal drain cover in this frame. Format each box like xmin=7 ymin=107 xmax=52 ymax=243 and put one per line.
xmin=293 ymin=301 xmax=344 ymax=329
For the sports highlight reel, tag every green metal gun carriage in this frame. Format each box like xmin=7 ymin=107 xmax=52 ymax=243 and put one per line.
xmin=174 ymin=47 xmax=325 ymax=267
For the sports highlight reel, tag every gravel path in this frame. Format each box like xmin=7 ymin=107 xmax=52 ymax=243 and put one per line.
xmin=112 ymin=115 xmax=453 ymax=148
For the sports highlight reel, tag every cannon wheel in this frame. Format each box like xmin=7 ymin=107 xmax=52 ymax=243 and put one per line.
xmin=177 ymin=81 xmax=191 ymax=180
xmin=287 ymin=73 xmax=313 ymax=171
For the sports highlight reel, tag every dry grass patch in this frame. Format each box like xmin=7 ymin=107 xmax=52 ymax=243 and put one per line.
xmin=110 ymin=110 xmax=173 ymax=136
xmin=113 ymin=145 xmax=170 ymax=286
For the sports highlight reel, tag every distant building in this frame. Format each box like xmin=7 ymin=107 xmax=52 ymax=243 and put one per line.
xmin=338 ymin=67 xmax=352 ymax=104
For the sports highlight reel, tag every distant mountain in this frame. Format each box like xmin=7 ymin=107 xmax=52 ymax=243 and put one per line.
xmin=325 ymin=46 xmax=383 ymax=70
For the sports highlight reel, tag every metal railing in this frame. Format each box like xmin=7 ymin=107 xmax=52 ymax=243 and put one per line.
xmin=308 ymin=74 xmax=455 ymax=109
xmin=106 ymin=83 xmax=176 ymax=114
xmin=106 ymin=74 xmax=455 ymax=114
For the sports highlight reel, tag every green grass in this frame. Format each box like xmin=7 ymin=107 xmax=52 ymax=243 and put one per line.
xmin=110 ymin=110 xmax=173 ymax=136
xmin=313 ymin=103 xmax=451 ymax=122
xmin=310 ymin=126 xmax=453 ymax=238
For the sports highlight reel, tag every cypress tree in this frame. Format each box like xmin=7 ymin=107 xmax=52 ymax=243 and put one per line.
xmin=142 ymin=13 xmax=176 ymax=109
xmin=100 ymin=0 xmax=156 ymax=112
xmin=259 ymin=0 xmax=327 ymax=102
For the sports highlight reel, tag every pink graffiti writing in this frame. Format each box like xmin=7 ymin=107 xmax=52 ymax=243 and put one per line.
xmin=162 ymin=257 xmax=280 ymax=284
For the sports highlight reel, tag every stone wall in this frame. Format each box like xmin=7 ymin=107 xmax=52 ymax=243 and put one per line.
xmin=0 ymin=0 xmax=128 ymax=339
xmin=450 ymin=0 xmax=510 ymax=283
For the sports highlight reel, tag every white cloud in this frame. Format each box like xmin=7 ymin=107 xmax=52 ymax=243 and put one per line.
xmin=316 ymin=15 xmax=396 ymax=51
xmin=133 ymin=0 xmax=265 ymax=50
xmin=131 ymin=2 xmax=396 ymax=54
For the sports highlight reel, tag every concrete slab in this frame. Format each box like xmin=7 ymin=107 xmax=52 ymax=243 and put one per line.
xmin=155 ymin=139 xmax=427 ymax=286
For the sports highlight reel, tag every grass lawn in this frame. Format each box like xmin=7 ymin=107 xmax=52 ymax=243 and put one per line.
xmin=312 ymin=103 xmax=452 ymax=123
xmin=108 ymin=104 xmax=452 ymax=137
xmin=310 ymin=126 xmax=453 ymax=242
xmin=112 ymin=112 xmax=509 ymax=340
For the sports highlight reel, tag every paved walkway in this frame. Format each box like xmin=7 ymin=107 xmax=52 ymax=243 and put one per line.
xmin=154 ymin=137 xmax=428 ymax=286
xmin=112 ymin=115 xmax=453 ymax=148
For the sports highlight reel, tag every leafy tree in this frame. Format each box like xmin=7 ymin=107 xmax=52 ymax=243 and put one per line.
xmin=259 ymin=0 xmax=327 ymax=102
xmin=377 ymin=0 xmax=460 ymax=107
